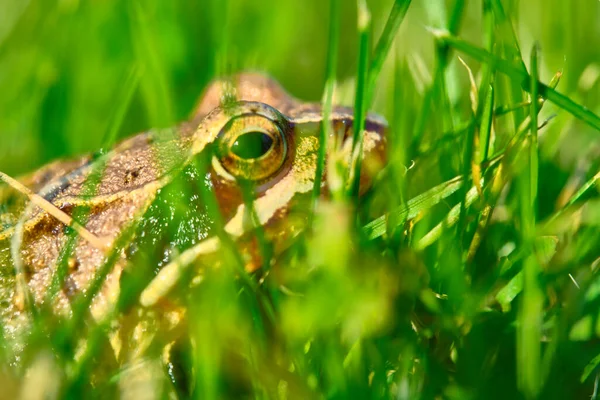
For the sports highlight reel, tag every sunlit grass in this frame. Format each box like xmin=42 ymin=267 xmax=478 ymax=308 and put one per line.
xmin=1 ymin=0 xmax=600 ymax=399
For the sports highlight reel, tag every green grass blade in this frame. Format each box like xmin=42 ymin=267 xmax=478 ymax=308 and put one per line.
xmin=458 ymin=117 xmax=476 ymax=243
xmin=516 ymin=44 xmax=543 ymax=399
xmin=434 ymin=31 xmax=600 ymax=132
xmin=491 ymin=0 xmax=527 ymax=127
xmin=478 ymin=0 xmax=496 ymax=163
xmin=414 ymin=184 xmax=480 ymax=250
xmin=542 ymin=171 xmax=600 ymax=230
xmin=411 ymin=0 xmax=465 ymax=154
xmin=529 ymin=44 xmax=539 ymax=214
xmin=348 ymin=0 xmax=371 ymax=200
xmin=100 ymin=66 xmax=142 ymax=149
xmin=312 ymin=0 xmax=340 ymax=208
xmin=131 ymin=1 xmax=174 ymax=127
xmin=479 ymin=84 xmax=494 ymax=162
xmin=363 ymin=176 xmax=464 ymax=240
xmin=366 ymin=0 xmax=412 ymax=104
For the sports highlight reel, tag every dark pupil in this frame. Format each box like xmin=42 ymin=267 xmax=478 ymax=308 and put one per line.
xmin=231 ymin=131 xmax=273 ymax=160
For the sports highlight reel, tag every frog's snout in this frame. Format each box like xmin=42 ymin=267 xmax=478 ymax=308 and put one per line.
xmin=327 ymin=111 xmax=387 ymax=194
xmin=357 ymin=116 xmax=388 ymax=193
xmin=347 ymin=113 xmax=387 ymax=168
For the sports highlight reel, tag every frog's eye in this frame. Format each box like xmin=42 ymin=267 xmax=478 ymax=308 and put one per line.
xmin=215 ymin=114 xmax=288 ymax=182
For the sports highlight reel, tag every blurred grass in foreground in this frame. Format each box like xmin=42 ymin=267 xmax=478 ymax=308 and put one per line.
xmin=1 ymin=0 xmax=600 ymax=399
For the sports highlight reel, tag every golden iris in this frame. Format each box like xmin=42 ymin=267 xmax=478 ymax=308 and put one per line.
xmin=215 ymin=114 xmax=287 ymax=182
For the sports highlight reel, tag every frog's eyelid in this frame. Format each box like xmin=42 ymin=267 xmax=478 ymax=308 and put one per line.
xmin=211 ymin=155 xmax=236 ymax=181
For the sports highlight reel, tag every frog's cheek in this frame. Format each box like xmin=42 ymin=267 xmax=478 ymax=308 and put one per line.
xmin=234 ymin=206 xmax=310 ymax=274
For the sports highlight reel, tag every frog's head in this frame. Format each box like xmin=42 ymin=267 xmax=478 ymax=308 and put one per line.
xmin=139 ymin=73 xmax=387 ymax=306
xmin=192 ymin=73 xmax=387 ymax=268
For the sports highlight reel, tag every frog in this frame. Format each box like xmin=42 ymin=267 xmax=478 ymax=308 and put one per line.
xmin=0 ymin=72 xmax=387 ymax=393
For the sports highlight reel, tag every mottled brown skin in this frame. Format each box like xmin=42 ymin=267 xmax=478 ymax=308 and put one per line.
xmin=0 ymin=73 xmax=387 ymax=326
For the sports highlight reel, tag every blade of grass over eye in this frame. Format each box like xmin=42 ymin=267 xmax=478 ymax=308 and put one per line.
xmin=191 ymin=155 xmax=276 ymax=330
xmin=433 ymin=31 xmax=600 ymax=132
xmin=517 ymin=44 xmax=543 ymax=399
xmin=193 ymin=154 xmax=275 ymax=326
xmin=366 ymin=0 xmax=412 ymax=105
xmin=238 ymin=181 xmax=272 ymax=273
xmin=348 ymin=0 xmax=371 ymax=201
xmin=312 ymin=0 xmax=340 ymax=210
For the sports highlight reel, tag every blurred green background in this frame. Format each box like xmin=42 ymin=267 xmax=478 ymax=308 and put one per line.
xmin=1 ymin=0 xmax=599 ymax=176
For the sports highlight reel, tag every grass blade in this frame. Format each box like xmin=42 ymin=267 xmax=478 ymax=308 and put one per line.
xmin=363 ymin=176 xmax=464 ymax=240
xmin=348 ymin=0 xmax=371 ymax=200
xmin=367 ymin=0 xmax=412 ymax=104
xmin=479 ymin=84 xmax=494 ymax=162
xmin=516 ymin=44 xmax=543 ymax=399
xmin=414 ymin=184 xmax=480 ymax=250
xmin=312 ymin=0 xmax=341 ymax=208
xmin=433 ymin=31 xmax=600 ymax=132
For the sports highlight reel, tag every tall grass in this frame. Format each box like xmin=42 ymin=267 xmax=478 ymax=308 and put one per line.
xmin=1 ymin=0 xmax=600 ymax=399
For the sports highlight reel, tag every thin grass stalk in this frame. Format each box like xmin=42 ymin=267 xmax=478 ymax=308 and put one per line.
xmin=478 ymin=0 xmax=495 ymax=163
xmin=312 ymin=0 xmax=340 ymax=209
xmin=457 ymin=118 xmax=476 ymax=245
xmin=348 ymin=0 xmax=370 ymax=201
xmin=411 ymin=0 xmax=465 ymax=155
xmin=491 ymin=0 xmax=527 ymax=128
xmin=366 ymin=0 xmax=412 ymax=106
xmin=384 ymin=52 xmax=408 ymax=240
xmin=517 ymin=43 xmax=543 ymax=399
xmin=479 ymin=85 xmax=494 ymax=162
xmin=191 ymin=153 xmax=276 ymax=327
xmin=435 ymin=32 xmax=600 ymax=131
